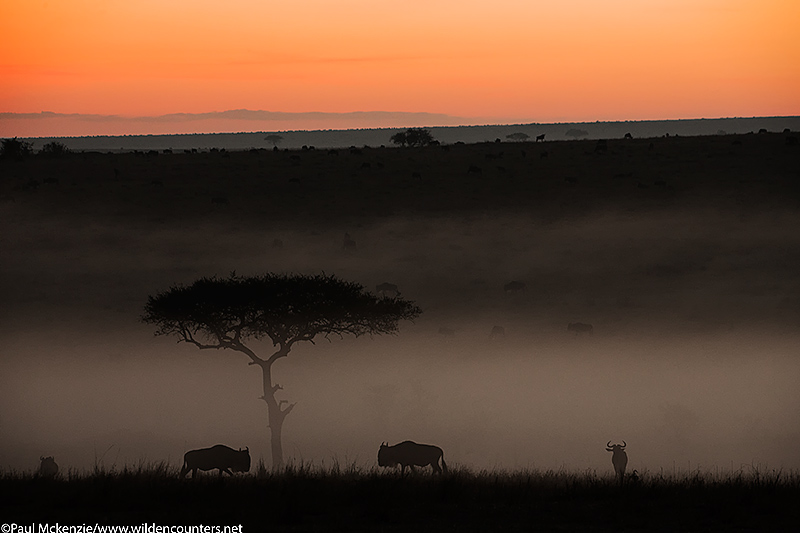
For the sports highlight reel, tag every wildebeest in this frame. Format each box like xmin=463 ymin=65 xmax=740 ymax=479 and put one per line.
xmin=376 ymin=282 xmax=399 ymax=298
xmin=489 ymin=325 xmax=505 ymax=339
xmin=624 ymin=132 xmax=633 ymax=139
xmin=180 ymin=445 xmax=251 ymax=478
xmin=438 ymin=327 xmax=455 ymax=336
xmin=536 ymin=133 xmax=546 ymax=142
xmin=606 ymin=441 xmax=628 ymax=482
xmin=503 ymin=281 xmax=526 ymax=294
xmin=378 ymin=441 xmax=448 ymax=474
xmin=343 ymin=233 xmax=357 ymax=252
xmin=568 ymin=322 xmax=593 ymax=335
xmin=38 ymin=456 xmax=59 ymax=478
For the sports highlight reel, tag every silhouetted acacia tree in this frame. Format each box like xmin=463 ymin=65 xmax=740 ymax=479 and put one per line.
xmin=565 ymin=128 xmax=589 ymax=139
xmin=141 ymin=272 xmax=421 ymax=469
xmin=390 ymin=128 xmax=436 ymax=147
xmin=506 ymin=132 xmax=530 ymax=142
xmin=264 ymin=134 xmax=284 ymax=148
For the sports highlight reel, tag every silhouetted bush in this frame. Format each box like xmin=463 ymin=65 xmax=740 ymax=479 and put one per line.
xmin=39 ymin=141 xmax=71 ymax=157
xmin=1 ymin=138 xmax=34 ymax=160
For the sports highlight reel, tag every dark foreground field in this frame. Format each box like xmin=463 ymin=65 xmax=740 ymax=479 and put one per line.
xmin=3 ymin=466 xmax=799 ymax=532
xmin=2 ymin=133 xmax=800 ymax=530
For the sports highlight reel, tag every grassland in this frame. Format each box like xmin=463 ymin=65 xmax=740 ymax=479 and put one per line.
xmin=3 ymin=132 xmax=799 ymax=227
xmin=2 ymin=464 xmax=799 ymax=531
xmin=2 ymin=132 xmax=799 ymax=530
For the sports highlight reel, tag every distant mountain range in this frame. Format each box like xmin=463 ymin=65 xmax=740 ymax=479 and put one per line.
xmin=0 ymin=109 xmax=479 ymax=138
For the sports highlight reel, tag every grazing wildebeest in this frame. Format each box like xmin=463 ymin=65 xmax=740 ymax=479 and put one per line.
xmin=343 ymin=233 xmax=357 ymax=252
xmin=376 ymin=282 xmax=399 ymax=298
xmin=503 ymin=281 xmax=526 ymax=294
xmin=568 ymin=322 xmax=593 ymax=335
xmin=606 ymin=441 xmax=628 ymax=482
xmin=378 ymin=441 xmax=448 ymax=474
xmin=438 ymin=327 xmax=455 ymax=336
xmin=489 ymin=325 xmax=505 ymax=339
xmin=180 ymin=445 xmax=251 ymax=478
xmin=535 ymin=133 xmax=546 ymax=142
xmin=624 ymin=132 xmax=633 ymax=139
xmin=39 ymin=456 xmax=59 ymax=478
xmin=468 ymin=165 xmax=483 ymax=175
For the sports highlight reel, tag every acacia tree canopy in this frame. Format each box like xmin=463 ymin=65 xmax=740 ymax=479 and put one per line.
xmin=142 ymin=272 xmax=420 ymax=350
xmin=390 ymin=128 xmax=436 ymax=147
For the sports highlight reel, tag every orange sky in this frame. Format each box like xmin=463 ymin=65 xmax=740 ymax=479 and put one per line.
xmin=1 ymin=0 xmax=798 ymax=134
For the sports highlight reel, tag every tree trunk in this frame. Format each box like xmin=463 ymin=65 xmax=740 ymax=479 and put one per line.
xmin=257 ymin=358 xmax=294 ymax=470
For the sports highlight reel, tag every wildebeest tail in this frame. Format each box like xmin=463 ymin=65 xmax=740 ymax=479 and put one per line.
xmin=441 ymin=454 xmax=448 ymax=474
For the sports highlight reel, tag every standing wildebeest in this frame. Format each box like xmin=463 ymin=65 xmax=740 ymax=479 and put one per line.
xmin=376 ymin=282 xmax=399 ymax=298
xmin=536 ymin=133 xmax=546 ymax=142
xmin=489 ymin=325 xmax=505 ymax=339
xmin=606 ymin=441 xmax=628 ymax=482
xmin=504 ymin=281 xmax=526 ymax=294
xmin=568 ymin=322 xmax=593 ymax=335
xmin=180 ymin=445 xmax=251 ymax=478
xmin=38 ymin=456 xmax=59 ymax=478
xmin=343 ymin=233 xmax=357 ymax=252
xmin=378 ymin=441 xmax=448 ymax=474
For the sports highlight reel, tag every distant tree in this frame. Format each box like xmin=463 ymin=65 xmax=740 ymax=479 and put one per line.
xmin=0 ymin=138 xmax=34 ymax=160
xmin=506 ymin=132 xmax=530 ymax=142
xmin=390 ymin=128 xmax=436 ymax=148
xmin=264 ymin=135 xmax=284 ymax=148
xmin=565 ymin=129 xmax=589 ymax=139
xmin=39 ymin=141 xmax=71 ymax=157
xmin=142 ymin=272 xmax=421 ymax=469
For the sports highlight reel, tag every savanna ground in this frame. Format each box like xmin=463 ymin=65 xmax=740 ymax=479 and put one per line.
xmin=1 ymin=132 xmax=800 ymax=529
xmin=2 ymin=464 xmax=799 ymax=531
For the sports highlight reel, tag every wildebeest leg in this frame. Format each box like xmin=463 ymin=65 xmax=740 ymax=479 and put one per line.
xmin=191 ymin=468 xmax=198 ymax=479
xmin=430 ymin=461 xmax=442 ymax=474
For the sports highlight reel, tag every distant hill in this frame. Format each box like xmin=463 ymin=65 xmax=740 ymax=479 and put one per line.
xmin=15 ymin=115 xmax=800 ymax=152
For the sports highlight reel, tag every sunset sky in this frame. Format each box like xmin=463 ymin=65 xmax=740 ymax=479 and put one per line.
xmin=1 ymin=0 xmax=798 ymax=136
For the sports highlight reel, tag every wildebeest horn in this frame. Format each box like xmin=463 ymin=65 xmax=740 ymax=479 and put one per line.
xmin=606 ymin=441 xmax=612 ymax=448
xmin=621 ymin=441 xmax=626 ymax=448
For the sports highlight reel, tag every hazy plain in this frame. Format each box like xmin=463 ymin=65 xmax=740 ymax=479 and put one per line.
xmin=1 ymin=132 xmax=798 ymax=475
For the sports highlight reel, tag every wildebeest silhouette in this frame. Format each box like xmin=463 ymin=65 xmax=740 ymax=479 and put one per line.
xmin=568 ymin=322 xmax=593 ymax=335
xmin=378 ymin=441 xmax=448 ymax=474
xmin=38 ymin=456 xmax=59 ymax=478
xmin=489 ymin=325 xmax=505 ymax=339
xmin=438 ymin=327 xmax=456 ymax=336
xmin=535 ymin=134 xmax=546 ymax=142
xmin=606 ymin=441 xmax=628 ymax=482
xmin=376 ymin=282 xmax=399 ymax=298
xmin=180 ymin=445 xmax=251 ymax=478
xmin=503 ymin=281 xmax=526 ymax=294
xmin=343 ymin=233 xmax=357 ymax=252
